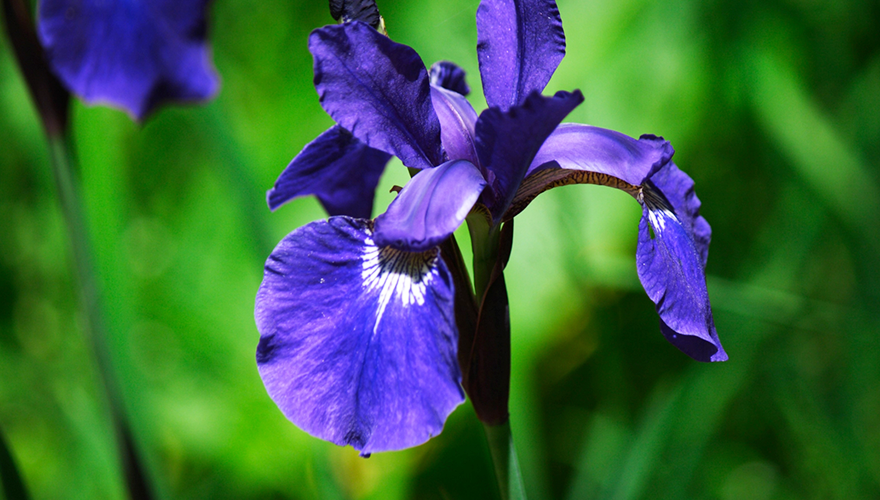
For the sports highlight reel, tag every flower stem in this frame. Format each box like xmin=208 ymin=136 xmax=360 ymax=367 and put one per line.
xmin=466 ymin=213 xmax=500 ymax=300
xmin=484 ymin=421 xmax=528 ymax=500
xmin=48 ymin=135 xmax=154 ymax=500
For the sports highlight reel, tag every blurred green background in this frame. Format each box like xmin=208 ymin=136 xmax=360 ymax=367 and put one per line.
xmin=2 ymin=0 xmax=880 ymax=498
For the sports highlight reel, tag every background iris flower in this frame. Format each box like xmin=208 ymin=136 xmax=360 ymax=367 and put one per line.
xmin=256 ymin=0 xmax=724 ymax=458
xmin=38 ymin=0 xmax=219 ymax=120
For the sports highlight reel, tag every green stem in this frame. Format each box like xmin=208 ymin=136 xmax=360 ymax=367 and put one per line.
xmin=48 ymin=136 xmax=154 ymax=500
xmin=484 ymin=422 xmax=528 ymax=500
xmin=466 ymin=213 xmax=500 ymax=301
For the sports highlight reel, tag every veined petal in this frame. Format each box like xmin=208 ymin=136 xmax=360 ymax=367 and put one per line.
xmin=267 ymin=125 xmax=391 ymax=218
xmin=310 ymin=22 xmax=443 ymax=169
xmin=505 ymin=125 xmax=673 ymax=219
xmin=431 ymin=86 xmax=480 ymax=167
xmin=38 ymin=0 xmax=219 ymax=120
xmin=256 ymin=217 xmax=464 ymax=455
xmin=374 ymin=160 xmax=486 ymax=252
xmin=430 ymin=61 xmax=470 ymax=96
xmin=475 ymin=90 xmax=583 ymax=222
xmin=645 ymin=159 xmax=711 ymax=268
xmin=637 ymin=180 xmax=725 ymax=362
xmin=476 ymin=0 xmax=565 ymax=110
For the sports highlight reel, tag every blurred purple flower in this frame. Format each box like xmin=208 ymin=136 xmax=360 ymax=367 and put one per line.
xmin=257 ymin=0 xmax=725 ymax=456
xmin=38 ymin=0 xmax=219 ymax=120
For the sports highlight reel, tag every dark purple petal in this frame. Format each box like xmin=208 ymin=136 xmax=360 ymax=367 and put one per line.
xmin=431 ymin=86 xmax=480 ymax=167
xmin=475 ymin=90 xmax=583 ymax=221
xmin=329 ymin=0 xmax=382 ymax=30
xmin=256 ymin=217 xmax=464 ymax=455
xmin=267 ymin=125 xmax=391 ymax=218
xmin=476 ymin=0 xmax=565 ymax=110
xmin=636 ymin=181 xmax=725 ymax=362
xmin=374 ymin=160 xmax=486 ymax=252
xmin=430 ymin=61 xmax=470 ymax=96
xmin=310 ymin=22 xmax=443 ymax=169
xmin=38 ymin=0 xmax=219 ymax=120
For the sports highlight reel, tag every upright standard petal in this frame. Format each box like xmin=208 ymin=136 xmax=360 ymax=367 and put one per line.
xmin=475 ymin=90 xmax=583 ymax=221
xmin=267 ymin=126 xmax=391 ymax=218
xmin=429 ymin=61 xmax=470 ymax=96
xmin=431 ymin=86 xmax=480 ymax=167
xmin=38 ymin=0 xmax=219 ymax=120
xmin=256 ymin=217 xmax=464 ymax=455
xmin=637 ymin=176 xmax=725 ymax=362
xmin=310 ymin=22 xmax=443 ymax=169
xmin=373 ymin=160 xmax=486 ymax=252
xmin=476 ymin=0 xmax=565 ymax=110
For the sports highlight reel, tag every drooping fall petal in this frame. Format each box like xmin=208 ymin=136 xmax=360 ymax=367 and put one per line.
xmin=256 ymin=217 xmax=464 ymax=455
xmin=637 ymin=170 xmax=723 ymax=362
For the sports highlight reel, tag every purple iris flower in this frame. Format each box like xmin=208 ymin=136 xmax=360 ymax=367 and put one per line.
xmin=37 ymin=0 xmax=219 ymax=120
xmin=257 ymin=0 xmax=725 ymax=456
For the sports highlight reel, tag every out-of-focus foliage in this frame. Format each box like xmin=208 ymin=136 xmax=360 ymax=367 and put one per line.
xmin=1 ymin=0 xmax=879 ymax=498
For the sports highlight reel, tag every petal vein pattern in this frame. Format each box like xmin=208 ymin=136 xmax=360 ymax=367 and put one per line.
xmin=361 ymin=241 xmax=437 ymax=333
xmin=636 ymin=179 xmax=726 ymax=362
xmin=256 ymin=218 xmax=463 ymax=455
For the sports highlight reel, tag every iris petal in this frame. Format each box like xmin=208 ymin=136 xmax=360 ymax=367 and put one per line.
xmin=476 ymin=0 xmax=565 ymax=110
xmin=431 ymin=86 xmax=480 ymax=167
xmin=329 ymin=0 xmax=382 ymax=30
xmin=310 ymin=22 xmax=443 ymax=169
xmin=528 ymin=125 xmax=674 ymax=185
xmin=38 ymin=0 xmax=218 ymax=120
xmin=256 ymin=217 xmax=464 ymax=455
xmin=430 ymin=61 xmax=471 ymax=96
xmin=505 ymin=125 xmax=673 ymax=219
xmin=644 ymin=158 xmax=712 ymax=268
xmin=505 ymin=124 xmax=723 ymax=360
xmin=636 ymin=181 xmax=726 ymax=361
xmin=374 ymin=160 xmax=486 ymax=252
xmin=475 ymin=90 xmax=583 ymax=221
xmin=267 ymin=125 xmax=391 ymax=218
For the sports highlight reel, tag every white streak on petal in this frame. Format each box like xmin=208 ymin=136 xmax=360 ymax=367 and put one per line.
xmin=362 ymin=233 xmax=439 ymax=333
xmin=641 ymin=183 xmax=678 ymax=236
